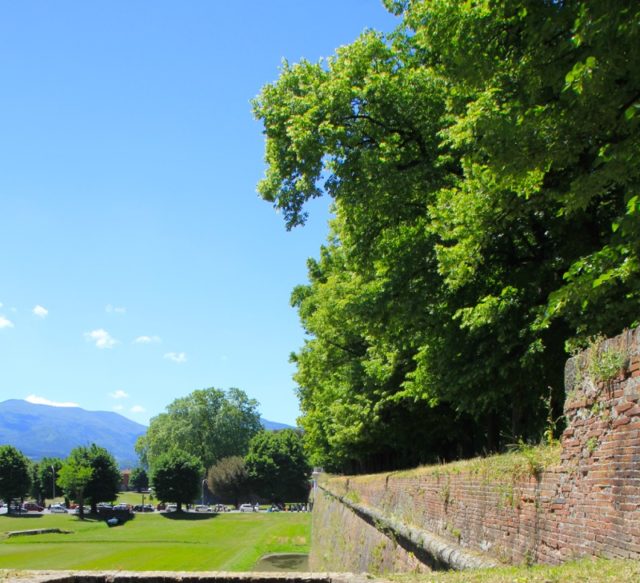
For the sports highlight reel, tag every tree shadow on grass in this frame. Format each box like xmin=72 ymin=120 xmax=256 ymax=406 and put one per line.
xmin=1 ymin=513 xmax=44 ymax=519
xmin=161 ymin=511 xmax=219 ymax=521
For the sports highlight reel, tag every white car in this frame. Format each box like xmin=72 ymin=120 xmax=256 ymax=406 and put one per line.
xmin=239 ymin=503 xmax=256 ymax=512
xmin=50 ymin=504 xmax=67 ymax=513
xmin=194 ymin=504 xmax=210 ymax=512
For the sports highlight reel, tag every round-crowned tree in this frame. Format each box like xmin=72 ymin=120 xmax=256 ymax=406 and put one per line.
xmin=0 ymin=445 xmax=32 ymax=513
xmin=130 ymin=467 xmax=149 ymax=492
xmin=245 ymin=429 xmax=311 ymax=503
xmin=151 ymin=450 xmax=203 ymax=511
xmin=207 ymin=456 xmax=250 ymax=506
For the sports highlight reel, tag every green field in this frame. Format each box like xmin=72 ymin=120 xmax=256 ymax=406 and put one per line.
xmin=0 ymin=511 xmax=310 ymax=571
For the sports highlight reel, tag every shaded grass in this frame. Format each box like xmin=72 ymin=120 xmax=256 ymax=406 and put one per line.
xmin=0 ymin=512 xmax=310 ymax=571
xmin=390 ymin=557 xmax=640 ymax=582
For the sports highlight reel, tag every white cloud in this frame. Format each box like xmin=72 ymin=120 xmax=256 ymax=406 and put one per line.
xmin=84 ymin=329 xmax=118 ymax=349
xmin=164 ymin=352 xmax=187 ymax=364
xmin=33 ymin=305 xmax=48 ymax=318
xmin=130 ymin=405 xmax=145 ymax=413
xmin=134 ymin=335 xmax=161 ymax=344
xmin=105 ymin=304 xmax=126 ymax=314
xmin=0 ymin=315 xmax=14 ymax=329
xmin=109 ymin=389 xmax=129 ymax=399
xmin=26 ymin=394 xmax=79 ymax=408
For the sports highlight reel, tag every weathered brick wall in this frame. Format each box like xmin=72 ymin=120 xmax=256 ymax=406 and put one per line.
xmin=311 ymin=327 xmax=640 ymax=572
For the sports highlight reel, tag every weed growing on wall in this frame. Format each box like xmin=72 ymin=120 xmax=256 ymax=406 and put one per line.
xmin=571 ymin=334 xmax=629 ymax=389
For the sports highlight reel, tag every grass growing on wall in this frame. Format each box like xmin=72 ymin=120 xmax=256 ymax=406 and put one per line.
xmin=390 ymin=557 xmax=640 ymax=582
xmin=0 ymin=512 xmax=310 ymax=571
xmin=322 ymin=442 xmax=562 ymax=489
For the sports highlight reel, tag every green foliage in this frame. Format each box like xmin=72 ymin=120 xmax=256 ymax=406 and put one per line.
xmin=150 ymin=449 xmax=203 ymax=510
xmin=38 ymin=457 xmax=64 ymax=501
xmin=245 ymin=429 xmax=311 ymax=503
xmin=0 ymin=445 xmax=32 ymax=511
xmin=507 ymin=441 xmax=548 ymax=478
xmin=81 ymin=444 xmax=121 ymax=513
xmin=586 ymin=337 xmax=628 ymax=383
xmin=57 ymin=451 xmax=93 ymax=519
xmin=206 ymin=456 xmax=250 ymax=506
xmin=137 ymin=387 xmax=261 ymax=471
xmin=28 ymin=461 xmax=45 ymax=503
xmin=129 ymin=467 xmax=149 ymax=492
xmin=56 ymin=445 xmax=120 ymax=516
xmin=254 ymin=0 xmax=640 ymax=472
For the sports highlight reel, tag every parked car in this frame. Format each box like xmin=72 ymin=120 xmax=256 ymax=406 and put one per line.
xmin=194 ymin=504 xmax=210 ymax=512
xmin=165 ymin=503 xmax=177 ymax=512
xmin=22 ymin=502 xmax=44 ymax=512
xmin=50 ymin=504 xmax=68 ymax=513
xmin=239 ymin=503 xmax=255 ymax=512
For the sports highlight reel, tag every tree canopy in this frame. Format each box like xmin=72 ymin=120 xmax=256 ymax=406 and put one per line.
xmin=245 ymin=429 xmax=311 ymax=503
xmin=38 ymin=457 xmax=64 ymax=501
xmin=57 ymin=451 xmax=93 ymax=519
xmin=129 ymin=467 xmax=149 ymax=492
xmin=206 ymin=456 xmax=250 ymax=506
xmin=82 ymin=444 xmax=120 ymax=513
xmin=254 ymin=0 xmax=640 ymax=472
xmin=136 ymin=387 xmax=262 ymax=471
xmin=0 ymin=445 xmax=32 ymax=512
xmin=151 ymin=450 xmax=203 ymax=511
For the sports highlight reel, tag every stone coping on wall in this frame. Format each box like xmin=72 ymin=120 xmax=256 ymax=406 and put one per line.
xmin=0 ymin=571 xmax=381 ymax=583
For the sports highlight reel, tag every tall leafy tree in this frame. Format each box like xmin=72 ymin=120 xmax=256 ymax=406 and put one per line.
xmin=206 ymin=456 xmax=250 ymax=506
xmin=57 ymin=454 xmax=93 ymax=519
xmin=254 ymin=0 xmax=640 ymax=471
xmin=129 ymin=467 xmax=149 ymax=492
xmin=151 ymin=450 xmax=203 ymax=511
xmin=83 ymin=444 xmax=120 ymax=513
xmin=0 ymin=445 xmax=31 ymax=513
xmin=58 ymin=445 xmax=119 ymax=514
xmin=38 ymin=457 xmax=64 ymax=501
xmin=137 ymin=387 xmax=262 ymax=470
xmin=245 ymin=430 xmax=311 ymax=503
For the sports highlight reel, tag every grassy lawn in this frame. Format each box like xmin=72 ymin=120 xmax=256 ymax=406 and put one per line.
xmin=0 ymin=511 xmax=310 ymax=571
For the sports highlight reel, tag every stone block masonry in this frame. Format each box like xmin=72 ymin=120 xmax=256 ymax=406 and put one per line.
xmin=310 ymin=327 xmax=640 ymax=572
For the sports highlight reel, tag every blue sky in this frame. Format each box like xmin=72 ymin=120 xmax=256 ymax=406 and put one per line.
xmin=0 ymin=1 xmax=398 ymax=427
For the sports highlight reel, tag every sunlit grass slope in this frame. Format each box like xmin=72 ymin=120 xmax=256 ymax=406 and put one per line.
xmin=0 ymin=511 xmax=309 ymax=571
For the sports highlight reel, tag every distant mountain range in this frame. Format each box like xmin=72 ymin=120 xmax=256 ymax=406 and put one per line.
xmin=0 ymin=399 xmax=294 ymax=468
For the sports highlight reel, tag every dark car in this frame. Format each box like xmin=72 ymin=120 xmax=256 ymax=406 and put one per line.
xmin=22 ymin=502 xmax=44 ymax=512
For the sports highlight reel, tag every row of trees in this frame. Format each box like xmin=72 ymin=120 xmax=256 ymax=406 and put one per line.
xmin=1 ymin=388 xmax=310 ymax=514
xmin=134 ymin=387 xmax=310 ymax=508
xmin=208 ymin=428 xmax=309 ymax=505
xmin=254 ymin=0 xmax=640 ymax=472
xmin=0 ymin=443 xmax=120 ymax=518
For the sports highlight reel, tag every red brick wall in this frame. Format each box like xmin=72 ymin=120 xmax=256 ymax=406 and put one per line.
xmin=313 ymin=327 xmax=640 ymax=570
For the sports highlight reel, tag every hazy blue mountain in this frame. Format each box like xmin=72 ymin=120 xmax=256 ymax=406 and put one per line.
xmin=0 ymin=399 xmax=146 ymax=468
xmin=260 ymin=418 xmax=295 ymax=431
xmin=0 ymin=399 xmax=295 ymax=467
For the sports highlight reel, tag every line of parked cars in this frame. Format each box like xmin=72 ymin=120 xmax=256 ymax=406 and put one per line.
xmin=6 ymin=500 xmax=310 ymax=514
